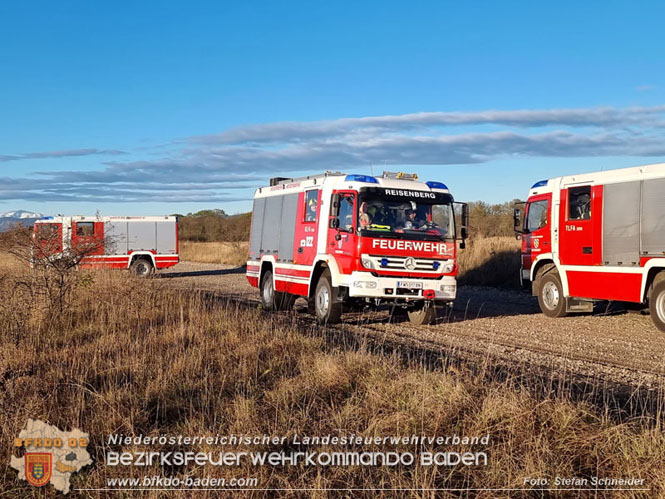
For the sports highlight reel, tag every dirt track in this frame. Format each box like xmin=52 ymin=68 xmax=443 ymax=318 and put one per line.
xmin=159 ymin=262 xmax=665 ymax=393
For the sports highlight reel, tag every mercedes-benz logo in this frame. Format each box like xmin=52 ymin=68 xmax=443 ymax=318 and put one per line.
xmin=404 ymin=257 xmax=417 ymax=270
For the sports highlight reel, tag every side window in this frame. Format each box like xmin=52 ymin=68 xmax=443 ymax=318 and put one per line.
xmin=526 ymin=200 xmax=549 ymax=232
xmin=337 ymin=194 xmax=355 ymax=232
xmin=568 ymin=186 xmax=591 ymax=220
xmin=76 ymin=222 xmax=94 ymax=236
xmin=304 ymin=190 xmax=319 ymax=222
xmin=37 ymin=223 xmax=58 ymax=240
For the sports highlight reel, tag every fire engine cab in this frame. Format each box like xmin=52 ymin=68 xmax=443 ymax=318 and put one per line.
xmin=33 ymin=216 xmax=179 ymax=276
xmin=515 ymin=162 xmax=665 ymax=332
xmin=246 ymin=171 xmax=468 ymax=324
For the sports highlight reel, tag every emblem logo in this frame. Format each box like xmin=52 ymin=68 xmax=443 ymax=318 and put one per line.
xmin=533 ymin=238 xmax=540 ymax=249
xmin=11 ymin=418 xmax=92 ymax=494
xmin=25 ymin=453 xmax=52 ymax=487
xmin=404 ymin=257 xmax=417 ymax=271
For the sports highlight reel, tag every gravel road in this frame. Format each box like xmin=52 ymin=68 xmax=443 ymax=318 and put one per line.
xmin=159 ymin=262 xmax=665 ymax=394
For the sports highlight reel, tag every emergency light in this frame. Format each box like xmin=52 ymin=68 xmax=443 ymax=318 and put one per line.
xmin=531 ymin=180 xmax=548 ymax=188
xmin=345 ymin=174 xmax=379 ymax=184
xmin=426 ymin=181 xmax=448 ymax=190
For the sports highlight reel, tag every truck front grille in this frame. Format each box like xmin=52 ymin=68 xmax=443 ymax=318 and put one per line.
xmin=367 ymin=254 xmax=447 ymax=273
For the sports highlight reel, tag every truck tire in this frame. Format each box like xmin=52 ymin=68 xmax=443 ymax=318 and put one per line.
xmin=131 ymin=258 xmax=154 ymax=277
xmin=649 ymin=280 xmax=665 ymax=332
xmin=314 ymin=270 xmax=342 ymax=324
xmin=408 ymin=302 xmax=437 ymax=325
xmin=537 ymin=271 xmax=568 ymax=318
xmin=260 ymin=270 xmax=293 ymax=311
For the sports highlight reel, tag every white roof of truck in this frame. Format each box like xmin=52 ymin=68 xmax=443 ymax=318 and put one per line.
xmin=35 ymin=216 xmax=177 ymax=223
xmin=528 ymin=162 xmax=665 ymax=197
xmin=254 ymin=172 xmax=452 ymax=198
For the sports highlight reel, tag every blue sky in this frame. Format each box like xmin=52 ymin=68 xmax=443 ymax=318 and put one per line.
xmin=1 ymin=1 xmax=664 ymax=216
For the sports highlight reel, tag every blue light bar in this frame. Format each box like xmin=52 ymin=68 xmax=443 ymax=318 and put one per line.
xmin=426 ymin=181 xmax=448 ymax=190
xmin=531 ymin=180 xmax=548 ymax=188
xmin=345 ymin=174 xmax=379 ymax=184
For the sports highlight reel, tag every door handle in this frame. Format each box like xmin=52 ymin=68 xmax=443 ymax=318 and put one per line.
xmin=582 ymin=247 xmax=593 ymax=254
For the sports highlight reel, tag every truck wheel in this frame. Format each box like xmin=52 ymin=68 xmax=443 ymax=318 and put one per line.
xmin=408 ymin=302 xmax=437 ymax=325
xmin=260 ymin=270 xmax=293 ymax=311
xmin=314 ymin=270 xmax=342 ymax=324
xmin=537 ymin=272 xmax=568 ymax=318
xmin=649 ymin=281 xmax=665 ymax=332
xmin=131 ymin=258 xmax=154 ymax=277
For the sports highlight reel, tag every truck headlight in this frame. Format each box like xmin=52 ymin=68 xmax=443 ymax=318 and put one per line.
xmin=440 ymin=284 xmax=456 ymax=293
xmin=361 ymin=256 xmax=375 ymax=269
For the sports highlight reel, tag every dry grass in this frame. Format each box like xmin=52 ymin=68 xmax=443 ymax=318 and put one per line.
xmin=458 ymin=236 xmax=522 ymax=287
xmin=179 ymin=241 xmax=248 ymax=266
xmin=1 ymin=251 xmax=663 ymax=497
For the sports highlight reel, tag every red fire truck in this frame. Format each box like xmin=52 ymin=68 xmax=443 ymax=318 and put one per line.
xmin=246 ymin=171 xmax=468 ymax=324
xmin=33 ymin=216 xmax=179 ymax=276
xmin=515 ymin=162 xmax=665 ymax=331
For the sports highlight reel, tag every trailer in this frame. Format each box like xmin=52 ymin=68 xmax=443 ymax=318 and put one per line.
xmin=33 ymin=215 xmax=179 ymax=276
xmin=247 ymin=171 xmax=468 ymax=324
xmin=514 ymin=162 xmax=665 ymax=331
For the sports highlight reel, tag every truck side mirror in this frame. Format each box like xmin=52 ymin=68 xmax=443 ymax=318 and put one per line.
xmin=513 ymin=204 xmax=525 ymax=236
xmin=331 ymin=194 xmax=340 ymax=214
xmin=454 ymin=202 xmax=469 ymax=247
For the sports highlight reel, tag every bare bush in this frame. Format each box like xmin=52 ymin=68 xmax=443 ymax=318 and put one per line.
xmin=0 ymin=224 xmax=107 ymax=316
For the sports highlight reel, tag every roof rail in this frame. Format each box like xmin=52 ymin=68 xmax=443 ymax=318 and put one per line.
xmin=268 ymin=171 xmax=345 ymax=186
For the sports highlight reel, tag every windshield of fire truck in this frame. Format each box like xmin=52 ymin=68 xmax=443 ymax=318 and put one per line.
xmin=357 ymin=188 xmax=455 ymax=241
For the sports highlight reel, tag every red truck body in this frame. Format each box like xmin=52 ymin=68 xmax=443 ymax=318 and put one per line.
xmin=247 ymin=171 xmax=468 ymax=324
xmin=516 ymin=162 xmax=665 ymax=331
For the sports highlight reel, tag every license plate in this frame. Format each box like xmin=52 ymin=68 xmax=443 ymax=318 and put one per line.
xmin=397 ymin=281 xmax=423 ymax=289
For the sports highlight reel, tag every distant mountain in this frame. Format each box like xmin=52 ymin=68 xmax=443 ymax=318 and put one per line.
xmin=0 ymin=210 xmax=46 ymax=232
xmin=0 ymin=210 xmax=44 ymax=219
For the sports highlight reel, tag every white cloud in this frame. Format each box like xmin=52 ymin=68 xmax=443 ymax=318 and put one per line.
xmin=2 ymin=106 xmax=665 ymax=202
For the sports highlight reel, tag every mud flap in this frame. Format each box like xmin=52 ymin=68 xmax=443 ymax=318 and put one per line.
xmin=566 ymin=298 xmax=594 ymax=313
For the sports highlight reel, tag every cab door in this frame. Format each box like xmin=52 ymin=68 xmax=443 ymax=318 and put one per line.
xmin=327 ymin=191 xmax=358 ymax=274
xmin=71 ymin=221 xmax=104 ymax=255
xmin=294 ymin=189 xmax=321 ymax=266
xmin=558 ymin=185 xmax=602 ymax=266
xmin=522 ymin=194 xmax=552 ymax=275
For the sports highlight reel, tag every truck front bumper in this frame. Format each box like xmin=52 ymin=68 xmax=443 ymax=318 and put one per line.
xmin=345 ymin=272 xmax=457 ymax=301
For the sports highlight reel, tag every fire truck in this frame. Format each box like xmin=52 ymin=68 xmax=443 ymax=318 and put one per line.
xmin=33 ymin=216 xmax=179 ymax=276
xmin=246 ymin=171 xmax=468 ymax=324
xmin=514 ymin=162 xmax=665 ymax=331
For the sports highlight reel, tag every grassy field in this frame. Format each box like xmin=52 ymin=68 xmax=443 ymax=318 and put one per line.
xmin=179 ymin=240 xmax=249 ymax=267
xmin=1 ymin=251 xmax=663 ymax=497
xmin=180 ymin=237 xmax=522 ymax=287
xmin=457 ymin=236 xmax=522 ymax=287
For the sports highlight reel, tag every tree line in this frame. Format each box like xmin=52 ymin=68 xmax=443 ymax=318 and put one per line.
xmin=174 ymin=210 xmax=251 ymax=242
